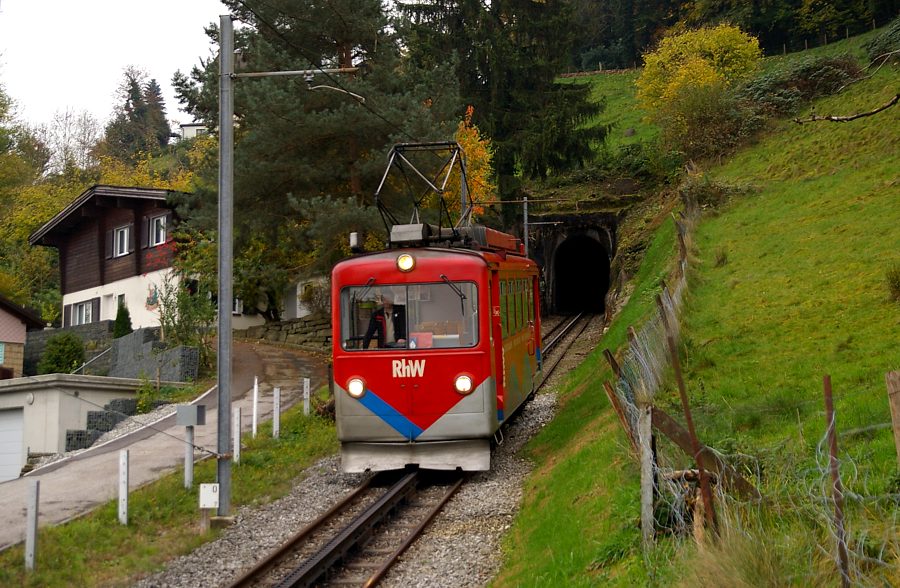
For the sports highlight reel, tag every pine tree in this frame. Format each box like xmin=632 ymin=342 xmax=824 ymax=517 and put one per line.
xmin=102 ymin=68 xmax=171 ymax=162
xmin=170 ymin=0 xmax=461 ymax=320
xmin=399 ymin=0 xmax=605 ymax=219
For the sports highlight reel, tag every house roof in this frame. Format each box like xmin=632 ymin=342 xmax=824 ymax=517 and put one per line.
xmin=0 ymin=294 xmax=44 ymax=330
xmin=29 ymin=185 xmax=182 ymax=247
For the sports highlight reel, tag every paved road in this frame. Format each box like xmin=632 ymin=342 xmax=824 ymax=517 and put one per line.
xmin=0 ymin=341 xmax=327 ymax=551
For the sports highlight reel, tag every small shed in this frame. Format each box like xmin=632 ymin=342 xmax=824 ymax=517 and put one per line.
xmin=0 ymin=374 xmax=142 ymax=481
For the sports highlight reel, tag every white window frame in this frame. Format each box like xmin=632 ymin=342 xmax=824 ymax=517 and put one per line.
xmin=232 ymin=298 xmax=243 ymax=315
xmin=73 ymin=301 xmax=92 ymax=325
xmin=149 ymin=215 xmax=167 ymax=247
xmin=114 ymin=225 xmax=131 ymax=257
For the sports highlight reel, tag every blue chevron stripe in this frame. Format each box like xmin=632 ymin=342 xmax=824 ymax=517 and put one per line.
xmin=358 ymin=390 xmax=424 ymax=440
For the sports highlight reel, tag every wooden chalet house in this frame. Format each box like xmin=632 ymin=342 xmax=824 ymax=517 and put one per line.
xmin=29 ymin=185 xmax=180 ymax=329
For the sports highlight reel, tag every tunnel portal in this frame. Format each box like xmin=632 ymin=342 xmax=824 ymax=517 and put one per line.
xmin=553 ymin=234 xmax=610 ymax=314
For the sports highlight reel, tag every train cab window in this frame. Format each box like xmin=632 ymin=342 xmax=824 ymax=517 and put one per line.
xmin=340 ymin=282 xmax=478 ymax=351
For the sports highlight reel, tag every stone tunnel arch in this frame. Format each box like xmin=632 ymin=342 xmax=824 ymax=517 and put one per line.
xmin=553 ymin=234 xmax=610 ymax=314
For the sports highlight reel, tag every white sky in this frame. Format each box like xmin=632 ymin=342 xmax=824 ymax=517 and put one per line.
xmin=0 ymin=0 xmax=227 ymax=128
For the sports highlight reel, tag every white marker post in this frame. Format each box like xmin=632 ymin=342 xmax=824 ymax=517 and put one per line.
xmin=199 ymin=483 xmax=219 ymax=533
xmin=252 ymin=376 xmax=259 ymax=438
xmin=119 ymin=450 xmax=129 ymax=525
xmin=233 ymin=406 xmax=241 ymax=465
xmin=303 ymin=377 xmax=310 ymax=416
xmin=25 ymin=479 xmax=39 ymax=571
xmin=273 ymin=386 xmax=281 ymax=439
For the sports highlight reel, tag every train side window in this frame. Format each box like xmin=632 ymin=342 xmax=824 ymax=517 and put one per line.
xmin=518 ymin=279 xmax=525 ymax=331
xmin=505 ymin=280 xmax=514 ymax=334
xmin=500 ymin=281 xmax=507 ymax=337
xmin=528 ymin=280 xmax=534 ymax=322
xmin=514 ymin=279 xmax=521 ymax=333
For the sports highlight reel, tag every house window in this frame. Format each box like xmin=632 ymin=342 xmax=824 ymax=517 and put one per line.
xmin=73 ymin=301 xmax=92 ymax=325
xmin=149 ymin=215 xmax=167 ymax=247
xmin=117 ymin=294 xmax=126 ymax=308
xmin=232 ymin=298 xmax=244 ymax=315
xmin=114 ymin=225 xmax=131 ymax=257
xmin=0 ymin=342 xmax=5 ymax=364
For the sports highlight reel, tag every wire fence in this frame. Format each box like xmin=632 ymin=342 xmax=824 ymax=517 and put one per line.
xmin=601 ymin=196 xmax=900 ymax=583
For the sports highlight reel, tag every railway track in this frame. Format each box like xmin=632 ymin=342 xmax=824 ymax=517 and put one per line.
xmin=229 ymin=470 xmax=464 ymax=588
xmin=539 ymin=312 xmax=596 ymax=389
xmin=231 ymin=314 xmax=593 ymax=588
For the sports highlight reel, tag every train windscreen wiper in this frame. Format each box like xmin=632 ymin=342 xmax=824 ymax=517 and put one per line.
xmin=439 ymin=274 xmax=466 ymax=315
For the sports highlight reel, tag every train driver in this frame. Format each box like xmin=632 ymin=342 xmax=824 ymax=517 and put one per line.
xmin=363 ymin=290 xmax=407 ymax=348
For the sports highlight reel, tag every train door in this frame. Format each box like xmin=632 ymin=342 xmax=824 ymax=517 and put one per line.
xmin=490 ymin=269 xmax=505 ymax=421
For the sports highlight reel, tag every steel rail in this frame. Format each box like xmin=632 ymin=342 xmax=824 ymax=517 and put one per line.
xmin=276 ymin=471 xmax=420 ymax=588
xmin=539 ymin=313 xmax=594 ymax=389
xmin=363 ymin=474 xmax=466 ymax=587
xmin=228 ymin=476 xmax=375 ymax=588
xmin=540 ymin=314 xmax=572 ymax=343
xmin=543 ymin=312 xmax=585 ymax=356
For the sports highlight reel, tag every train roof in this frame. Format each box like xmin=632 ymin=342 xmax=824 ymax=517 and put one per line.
xmin=389 ymin=223 xmax=525 ymax=256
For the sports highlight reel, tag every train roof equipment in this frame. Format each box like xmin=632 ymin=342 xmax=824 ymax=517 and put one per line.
xmin=373 ymin=142 xmax=524 ymax=256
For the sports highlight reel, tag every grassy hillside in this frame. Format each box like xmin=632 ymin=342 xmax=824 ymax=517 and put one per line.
xmin=498 ymin=32 xmax=899 ymax=586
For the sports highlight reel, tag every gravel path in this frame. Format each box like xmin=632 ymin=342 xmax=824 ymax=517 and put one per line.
xmin=133 ymin=314 xmax=606 ymax=588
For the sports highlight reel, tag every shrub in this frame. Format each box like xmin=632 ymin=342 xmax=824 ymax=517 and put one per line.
xmin=865 ymin=16 xmax=900 ymax=65
xmin=38 ymin=332 xmax=85 ymax=374
xmin=887 ymin=263 xmax=900 ymax=303
xmin=636 ymin=24 xmax=762 ymax=113
xmin=739 ymin=54 xmax=863 ymax=116
xmin=636 ymin=25 xmax=762 ymax=160
xmin=656 ymin=79 xmax=762 ymax=160
xmin=113 ymin=302 xmax=133 ymax=338
xmin=679 ymin=172 xmax=752 ymax=210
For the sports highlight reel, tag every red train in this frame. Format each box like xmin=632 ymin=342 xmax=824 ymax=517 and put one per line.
xmin=331 ymin=223 xmax=542 ymax=472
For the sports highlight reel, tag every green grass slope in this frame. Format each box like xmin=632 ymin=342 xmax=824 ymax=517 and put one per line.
xmin=498 ymin=36 xmax=899 ymax=586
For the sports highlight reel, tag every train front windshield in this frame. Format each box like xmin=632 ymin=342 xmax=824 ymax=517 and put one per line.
xmin=340 ymin=282 xmax=479 ymax=350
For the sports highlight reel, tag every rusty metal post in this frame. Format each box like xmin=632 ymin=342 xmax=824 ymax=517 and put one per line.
xmin=886 ymin=371 xmax=900 ymax=469
xmin=823 ymin=375 xmax=851 ymax=588
xmin=668 ymin=339 xmax=716 ymax=532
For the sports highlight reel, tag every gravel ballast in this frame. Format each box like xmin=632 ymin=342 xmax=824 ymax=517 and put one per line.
xmin=135 ymin=315 xmax=606 ymax=587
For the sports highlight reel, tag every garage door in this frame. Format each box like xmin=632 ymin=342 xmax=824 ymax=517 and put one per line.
xmin=0 ymin=409 xmax=24 ymax=482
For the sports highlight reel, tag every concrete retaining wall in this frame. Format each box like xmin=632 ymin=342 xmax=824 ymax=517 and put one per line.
xmin=24 ymin=321 xmax=115 ymax=376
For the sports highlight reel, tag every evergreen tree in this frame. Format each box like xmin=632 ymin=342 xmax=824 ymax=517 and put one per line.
xmin=101 ymin=68 xmax=171 ymax=162
xmin=113 ymin=301 xmax=133 ymax=338
xmin=171 ymin=0 xmax=461 ymax=320
xmin=399 ymin=0 xmax=605 ymax=218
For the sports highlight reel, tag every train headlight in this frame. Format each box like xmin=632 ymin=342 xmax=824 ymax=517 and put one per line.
xmin=454 ymin=375 xmax=473 ymax=395
xmin=396 ymin=253 xmax=415 ymax=272
xmin=347 ymin=378 xmax=366 ymax=398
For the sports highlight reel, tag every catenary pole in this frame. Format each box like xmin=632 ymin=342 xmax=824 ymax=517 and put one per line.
xmin=216 ymin=13 xmax=357 ymax=517
xmin=217 ymin=13 xmax=235 ymax=517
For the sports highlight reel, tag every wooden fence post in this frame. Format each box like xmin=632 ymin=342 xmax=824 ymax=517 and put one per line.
xmin=886 ymin=371 xmax=900 ymax=469
xmin=823 ymin=375 xmax=850 ymax=588
xmin=638 ymin=400 xmax=654 ymax=549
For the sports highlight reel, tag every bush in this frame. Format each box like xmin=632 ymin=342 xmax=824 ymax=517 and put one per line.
xmin=739 ymin=54 xmax=863 ymax=116
xmin=636 ymin=25 xmax=762 ymax=160
xmin=113 ymin=303 xmax=133 ymax=338
xmin=865 ymin=16 xmax=900 ymax=65
xmin=637 ymin=24 xmax=762 ymax=113
xmin=38 ymin=332 xmax=85 ymax=374
xmin=887 ymin=263 xmax=900 ymax=303
xmin=657 ymin=79 xmax=762 ymax=160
